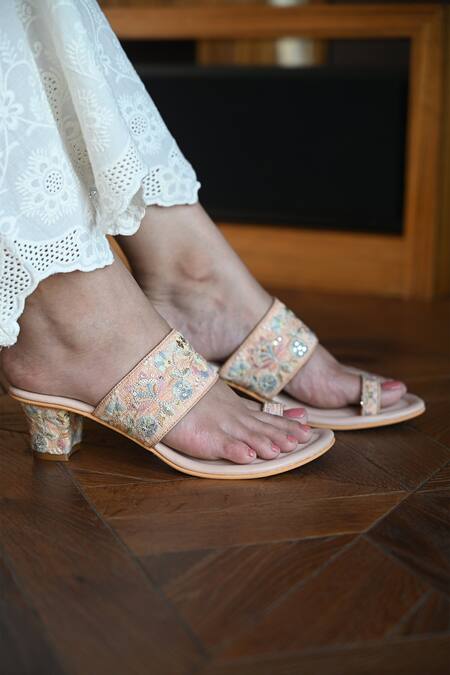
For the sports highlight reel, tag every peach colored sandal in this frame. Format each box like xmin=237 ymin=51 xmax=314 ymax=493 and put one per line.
xmin=9 ymin=330 xmax=334 ymax=480
xmin=219 ymin=299 xmax=425 ymax=430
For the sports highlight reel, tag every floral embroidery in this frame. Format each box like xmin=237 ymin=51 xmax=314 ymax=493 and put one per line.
xmin=94 ymin=330 xmax=217 ymax=446
xmin=0 ymin=89 xmax=24 ymax=132
xmin=16 ymin=144 xmax=80 ymax=226
xmin=220 ymin=299 xmax=318 ymax=398
xmin=74 ymin=88 xmax=113 ymax=153
xmin=22 ymin=404 xmax=83 ymax=455
xmin=360 ymin=375 xmax=381 ymax=416
xmin=119 ymin=93 xmax=167 ymax=156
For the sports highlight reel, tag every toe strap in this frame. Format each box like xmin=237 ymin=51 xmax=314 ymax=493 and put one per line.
xmin=360 ymin=374 xmax=381 ymax=416
xmin=263 ymin=401 xmax=284 ymax=416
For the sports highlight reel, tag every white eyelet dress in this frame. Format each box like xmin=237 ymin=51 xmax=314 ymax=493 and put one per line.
xmin=0 ymin=0 xmax=200 ymax=347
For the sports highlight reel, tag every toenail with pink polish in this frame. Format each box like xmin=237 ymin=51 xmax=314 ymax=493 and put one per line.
xmin=284 ymin=407 xmax=306 ymax=418
xmin=382 ymin=380 xmax=404 ymax=390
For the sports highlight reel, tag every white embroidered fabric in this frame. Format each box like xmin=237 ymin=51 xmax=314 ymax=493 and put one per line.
xmin=0 ymin=0 xmax=200 ymax=346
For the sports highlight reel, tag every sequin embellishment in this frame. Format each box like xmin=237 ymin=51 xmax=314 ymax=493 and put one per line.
xmin=360 ymin=374 xmax=381 ymax=416
xmin=220 ymin=299 xmax=318 ymax=398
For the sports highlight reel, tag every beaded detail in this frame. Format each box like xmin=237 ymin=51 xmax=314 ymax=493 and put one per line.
xmin=22 ymin=404 xmax=83 ymax=456
xmin=220 ymin=298 xmax=318 ymax=399
xmin=360 ymin=374 xmax=381 ymax=416
xmin=263 ymin=401 xmax=284 ymax=417
xmin=94 ymin=330 xmax=218 ymax=447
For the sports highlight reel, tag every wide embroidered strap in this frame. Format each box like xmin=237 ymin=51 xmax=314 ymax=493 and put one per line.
xmin=220 ymin=298 xmax=318 ymax=399
xmin=94 ymin=330 xmax=218 ymax=446
xmin=360 ymin=374 xmax=381 ymax=416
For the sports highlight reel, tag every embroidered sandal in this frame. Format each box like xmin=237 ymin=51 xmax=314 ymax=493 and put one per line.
xmin=219 ymin=299 xmax=425 ymax=430
xmin=9 ymin=329 xmax=335 ymax=479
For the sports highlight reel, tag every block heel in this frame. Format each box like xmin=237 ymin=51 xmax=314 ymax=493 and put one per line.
xmin=21 ymin=403 xmax=83 ymax=461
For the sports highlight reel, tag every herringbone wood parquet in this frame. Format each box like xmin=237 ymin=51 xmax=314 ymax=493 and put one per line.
xmin=1 ymin=291 xmax=449 ymax=675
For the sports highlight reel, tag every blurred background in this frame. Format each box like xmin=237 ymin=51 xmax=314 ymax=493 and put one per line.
xmin=100 ymin=1 xmax=450 ymax=299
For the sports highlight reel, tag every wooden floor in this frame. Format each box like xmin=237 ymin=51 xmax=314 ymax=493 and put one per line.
xmin=1 ymin=291 xmax=449 ymax=675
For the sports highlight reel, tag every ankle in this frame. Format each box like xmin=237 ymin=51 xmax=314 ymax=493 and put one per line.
xmin=2 ymin=261 xmax=172 ymax=404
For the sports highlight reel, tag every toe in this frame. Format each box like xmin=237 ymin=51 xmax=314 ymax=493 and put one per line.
xmin=284 ymin=407 xmax=308 ymax=421
xmin=243 ymin=431 xmax=282 ymax=460
xmin=380 ymin=380 xmax=407 ymax=408
xmin=259 ymin=422 xmax=311 ymax=452
xmin=256 ymin=412 xmax=312 ymax=445
xmin=222 ymin=440 xmax=257 ymax=464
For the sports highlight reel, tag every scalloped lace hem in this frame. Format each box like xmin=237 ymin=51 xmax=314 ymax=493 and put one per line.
xmin=0 ymin=172 xmax=200 ymax=348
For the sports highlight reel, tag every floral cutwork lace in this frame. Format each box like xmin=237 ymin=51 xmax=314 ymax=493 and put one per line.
xmin=0 ymin=0 xmax=200 ymax=346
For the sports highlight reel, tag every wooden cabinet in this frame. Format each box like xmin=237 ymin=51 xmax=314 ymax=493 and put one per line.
xmin=102 ymin=2 xmax=449 ymax=299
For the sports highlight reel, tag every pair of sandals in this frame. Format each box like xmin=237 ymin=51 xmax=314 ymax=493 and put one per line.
xmin=10 ymin=298 xmax=425 ymax=480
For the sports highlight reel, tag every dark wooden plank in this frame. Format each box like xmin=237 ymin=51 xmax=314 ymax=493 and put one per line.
xmin=217 ymin=538 xmax=429 ymax=660
xmin=419 ymin=461 xmax=450 ymax=492
xmin=0 ymin=395 xmax=27 ymax=434
xmin=389 ymin=590 xmax=450 ymax=637
xmin=72 ymin=418 xmax=195 ymax=484
xmin=407 ymin=377 xmax=450 ymax=448
xmin=0 ymin=556 xmax=63 ymax=675
xmin=99 ymin=490 xmax=403 ymax=555
xmin=75 ymin=433 xmax=405 ymax=494
xmin=0 ymin=431 xmax=202 ymax=675
xmin=369 ymin=489 xmax=450 ymax=596
xmin=338 ymin=426 xmax=450 ymax=491
xmin=141 ymin=535 xmax=354 ymax=649
xmin=79 ymin=439 xmax=405 ymax=555
xmin=199 ymin=634 xmax=450 ymax=675
xmin=0 ymin=398 xmax=194 ymax=484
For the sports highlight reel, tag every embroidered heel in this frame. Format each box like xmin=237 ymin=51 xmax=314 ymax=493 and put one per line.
xmin=22 ymin=404 xmax=83 ymax=461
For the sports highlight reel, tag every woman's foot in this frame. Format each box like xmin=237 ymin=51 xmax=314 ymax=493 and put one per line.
xmin=1 ymin=258 xmax=312 ymax=464
xmin=118 ymin=203 xmax=407 ymax=410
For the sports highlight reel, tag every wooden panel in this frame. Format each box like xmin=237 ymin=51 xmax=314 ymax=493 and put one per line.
xmin=437 ymin=7 xmax=450 ymax=295
xmin=403 ymin=9 xmax=444 ymax=297
xmin=104 ymin=4 xmax=438 ymax=40
xmin=220 ymin=225 xmax=405 ymax=296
